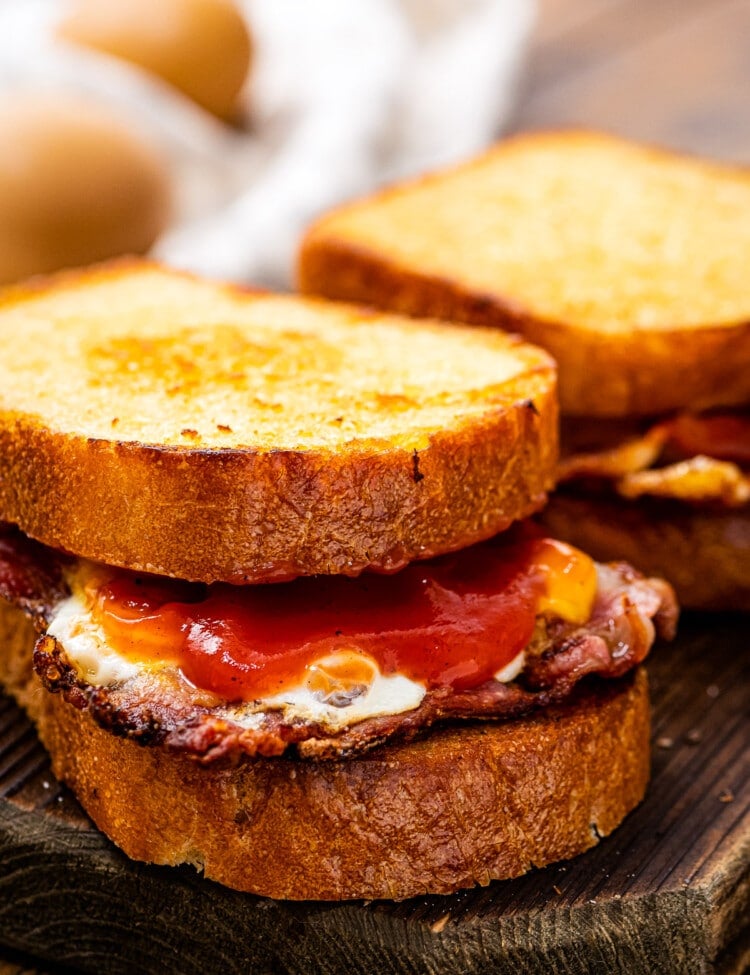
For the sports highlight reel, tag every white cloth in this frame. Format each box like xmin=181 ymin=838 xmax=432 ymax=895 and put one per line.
xmin=0 ymin=0 xmax=535 ymax=288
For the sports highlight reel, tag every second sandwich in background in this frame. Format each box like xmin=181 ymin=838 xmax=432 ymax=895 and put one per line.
xmin=298 ymin=130 xmax=750 ymax=610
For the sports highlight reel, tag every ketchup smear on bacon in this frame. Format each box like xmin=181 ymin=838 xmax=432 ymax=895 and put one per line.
xmin=86 ymin=536 xmax=596 ymax=701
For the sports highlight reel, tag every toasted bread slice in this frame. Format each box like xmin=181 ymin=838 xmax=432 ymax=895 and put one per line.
xmin=0 ymin=598 xmax=650 ymax=901
xmin=0 ymin=261 xmax=556 ymax=583
xmin=299 ymin=130 xmax=750 ymax=417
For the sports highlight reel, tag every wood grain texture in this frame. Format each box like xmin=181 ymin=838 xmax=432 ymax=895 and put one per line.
xmin=0 ymin=617 xmax=746 ymax=975
xmin=0 ymin=947 xmax=61 ymax=975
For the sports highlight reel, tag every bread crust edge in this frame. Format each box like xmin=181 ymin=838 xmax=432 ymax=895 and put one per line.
xmin=298 ymin=234 xmax=750 ymax=418
xmin=0 ymin=375 xmax=557 ymax=582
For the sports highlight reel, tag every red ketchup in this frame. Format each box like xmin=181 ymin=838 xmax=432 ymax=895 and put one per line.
xmin=86 ymin=537 xmax=595 ymax=701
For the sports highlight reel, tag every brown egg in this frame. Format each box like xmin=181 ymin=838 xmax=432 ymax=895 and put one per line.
xmin=58 ymin=0 xmax=252 ymax=121
xmin=0 ymin=95 xmax=171 ymax=285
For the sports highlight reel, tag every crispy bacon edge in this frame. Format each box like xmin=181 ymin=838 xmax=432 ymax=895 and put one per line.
xmin=558 ymin=411 xmax=750 ymax=508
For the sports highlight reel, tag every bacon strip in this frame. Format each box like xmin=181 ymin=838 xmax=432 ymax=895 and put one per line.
xmin=617 ymin=456 xmax=750 ymax=506
xmin=558 ymin=425 xmax=668 ymax=481
xmin=0 ymin=523 xmax=677 ymax=762
xmin=667 ymin=413 xmax=750 ymax=464
xmin=559 ymin=411 xmax=750 ymax=507
xmin=0 ymin=525 xmax=70 ymax=618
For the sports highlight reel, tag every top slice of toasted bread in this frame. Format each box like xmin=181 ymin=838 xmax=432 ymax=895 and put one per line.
xmin=0 ymin=260 xmax=557 ymax=583
xmin=299 ymin=130 xmax=750 ymax=418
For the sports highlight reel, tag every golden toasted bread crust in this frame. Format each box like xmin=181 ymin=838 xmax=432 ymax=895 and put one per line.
xmin=539 ymin=493 xmax=750 ymax=611
xmin=299 ymin=130 xmax=750 ymax=417
xmin=0 ymin=599 xmax=650 ymax=900
xmin=0 ymin=261 xmax=557 ymax=582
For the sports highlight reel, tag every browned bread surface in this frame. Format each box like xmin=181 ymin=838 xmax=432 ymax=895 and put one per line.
xmin=0 ymin=598 xmax=650 ymax=901
xmin=0 ymin=261 xmax=557 ymax=582
xmin=539 ymin=493 xmax=750 ymax=611
xmin=299 ymin=130 xmax=750 ymax=417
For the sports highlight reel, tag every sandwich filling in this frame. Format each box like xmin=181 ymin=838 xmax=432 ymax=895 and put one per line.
xmin=57 ymin=536 xmax=596 ymax=697
xmin=559 ymin=410 xmax=750 ymax=506
xmin=0 ymin=523 xmax=677 ymax=761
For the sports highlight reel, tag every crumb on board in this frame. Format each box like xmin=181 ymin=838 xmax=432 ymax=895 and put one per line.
xmin=430 ymin=914 xmax=451 ymax=934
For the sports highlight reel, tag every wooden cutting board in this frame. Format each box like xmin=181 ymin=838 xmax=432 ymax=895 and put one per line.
xmin=0 ymin=615 xmax=747 ymax=975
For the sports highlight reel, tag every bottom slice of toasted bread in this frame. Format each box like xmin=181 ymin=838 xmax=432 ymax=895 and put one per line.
xmin=0 ymin=599 xmax=650 ymax=901
xmin=540 ymin=493 xmax=750 ymax=611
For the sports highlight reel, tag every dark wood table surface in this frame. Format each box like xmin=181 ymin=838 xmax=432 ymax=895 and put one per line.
xmin=2 ymin=1 xmax=749 ymax=972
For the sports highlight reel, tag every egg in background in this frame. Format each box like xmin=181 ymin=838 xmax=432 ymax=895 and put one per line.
xmin=57 ymin=0 xmax=253 ymax=123
xmin=0 ymin=94 xmax=171 ymax=286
